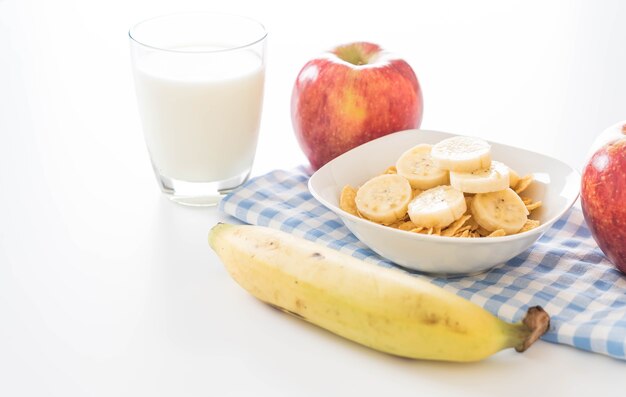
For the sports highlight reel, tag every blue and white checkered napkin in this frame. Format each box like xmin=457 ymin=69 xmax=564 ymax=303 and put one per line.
xmin=219 ymin=166 xmax=626 ymax=360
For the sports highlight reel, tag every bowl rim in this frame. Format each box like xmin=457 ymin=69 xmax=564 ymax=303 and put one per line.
xmin=308 ymin=129 xmax=581 ymax=245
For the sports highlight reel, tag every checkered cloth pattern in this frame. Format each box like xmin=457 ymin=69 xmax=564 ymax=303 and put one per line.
xmin=219 ymin=166 xmax=626 ymax=361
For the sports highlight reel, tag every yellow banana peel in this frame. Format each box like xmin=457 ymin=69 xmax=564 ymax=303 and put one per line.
xmin=209 ymin=223 xmax=549 ymax=362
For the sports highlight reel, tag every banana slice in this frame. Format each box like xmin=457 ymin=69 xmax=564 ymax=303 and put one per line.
xmin=431 ymin=136 xmax=492 ymax=172
xmin=450 ymin=161 xmax=510 ymax=194
xmin=408 ymin=185 xmax=467 ymax=229
xmin=355 ymin=174 xmax=412 ymax=225
xmin=395 ymin=144 xmax=449 ymax=190
xmin=470 ymin=188 xmax=529 ymax=235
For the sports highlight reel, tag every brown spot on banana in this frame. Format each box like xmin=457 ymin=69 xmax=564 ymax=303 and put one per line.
xmin=269 ymin=303 xmax=306 ymax=320
xmin=420 ymin=312 xmax=440 ymax=325
xmin=265 ymin=239 xmax=280 ymax=250
xmin=444 ymin=317 xmax=468 ymax=334
xmin=295 ymin=298 xmax=307 ymax=311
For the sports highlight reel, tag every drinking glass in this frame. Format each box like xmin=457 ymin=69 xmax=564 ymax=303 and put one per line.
xmin=129 ymin=12 xmax=267 ymax=206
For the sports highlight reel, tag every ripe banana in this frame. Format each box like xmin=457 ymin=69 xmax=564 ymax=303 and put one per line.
xmin=450 ymin=160 xmax=510 ymax=194
xmin=471 ymin=188 xmax=530 ymax=234
xmin=355 ymin=174 xmax=412 ymax=224
xmin=395 ymin=144 xmax=449 ymax=190
xmin=408 ymin=185 xmax=466 ymax=228
xmin=209 ymin=223 xmax=549 ymax=362
xmin=431 ymin=135 xmax=492 ymax=172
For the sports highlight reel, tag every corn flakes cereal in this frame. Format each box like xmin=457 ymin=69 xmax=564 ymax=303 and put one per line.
xmin=525 ymin=201 xmax=543 ymax=212
xmin=339 ymin=185 xmax=359 ymax=216
xmin=514 ymin=175 xmax=533 ymax=194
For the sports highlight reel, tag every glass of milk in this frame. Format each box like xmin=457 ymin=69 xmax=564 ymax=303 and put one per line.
xmin=129 ymin=13 xmax=267 ymax=206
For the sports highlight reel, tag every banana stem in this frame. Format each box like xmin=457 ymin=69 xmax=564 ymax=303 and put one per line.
xmin=505 ymin=306 xmax=550 ymax=352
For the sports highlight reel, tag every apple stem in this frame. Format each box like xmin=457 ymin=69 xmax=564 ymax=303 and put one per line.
xmin=334 ymin=42 xmax=380 ymax=66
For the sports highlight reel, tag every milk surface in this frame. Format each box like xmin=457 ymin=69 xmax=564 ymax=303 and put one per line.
xmin=133 ymin=46 xmax=264 ymax=182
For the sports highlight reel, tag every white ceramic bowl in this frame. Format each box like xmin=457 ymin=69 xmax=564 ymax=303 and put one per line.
xmin=308 ymin=129 xmax=580 ymax=275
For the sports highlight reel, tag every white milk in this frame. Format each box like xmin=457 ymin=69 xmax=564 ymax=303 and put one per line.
xmin=133 ymin=47 xmax=265 ymax=182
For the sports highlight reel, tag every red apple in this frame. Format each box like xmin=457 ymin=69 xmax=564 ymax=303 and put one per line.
xmin=291 ymin=42 xmax=423 ymax=170
xmin=581 ymin=120 xmax=626 ymax=274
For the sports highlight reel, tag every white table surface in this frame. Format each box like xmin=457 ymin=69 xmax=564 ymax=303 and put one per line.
xmin=2 ymin=0 xmax=626 ymax=396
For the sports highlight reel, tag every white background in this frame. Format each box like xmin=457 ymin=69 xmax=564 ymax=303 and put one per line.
xmin=1 ymin=0 xmax=626 ymax=396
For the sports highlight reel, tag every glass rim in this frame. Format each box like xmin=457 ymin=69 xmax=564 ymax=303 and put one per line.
xmin=128 ymin=11 xmax=267 ymax=54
